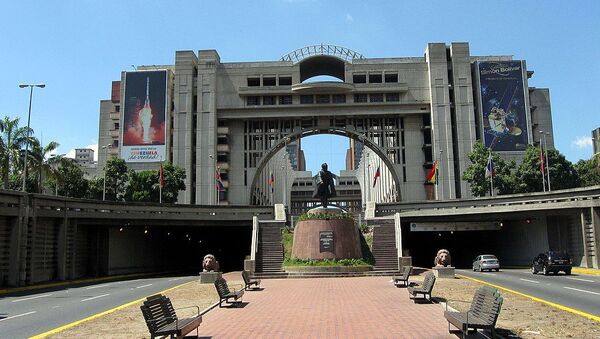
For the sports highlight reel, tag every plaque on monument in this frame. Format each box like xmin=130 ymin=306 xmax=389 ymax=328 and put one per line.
xmin=319 ymin=231 xmax=334 ymax=252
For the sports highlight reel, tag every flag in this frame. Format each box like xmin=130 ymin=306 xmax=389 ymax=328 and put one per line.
xmin=215 ymin=167 xmax=225 ymax=191
xmin=267 ymin=171 xmax=275 ymax=192
xmin=425 ymin=161 xmax=438 ymax=184
xmin=485 ymin=155 xmax=496 ymax=178
xmin=159 ymin=163 xmax=165 ymax=188
xmin=372 ymin=166 xmax=381 ymax=187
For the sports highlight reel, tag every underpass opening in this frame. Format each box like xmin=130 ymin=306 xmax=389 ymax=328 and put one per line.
xmin=104 ymin=223 xmax=252 ymax=275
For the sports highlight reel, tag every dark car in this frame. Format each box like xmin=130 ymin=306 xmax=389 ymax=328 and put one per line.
xmin=531 ymin=251 xmax=572 ymax=275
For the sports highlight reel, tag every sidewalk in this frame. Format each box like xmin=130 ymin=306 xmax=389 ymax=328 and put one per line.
xmin=199 ymin=276 xmax=453 ymax=338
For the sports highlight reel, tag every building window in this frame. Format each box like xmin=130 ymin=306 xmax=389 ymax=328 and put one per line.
xmin=115 ymin=105 xmax=120 ymax=112
xmin=354 ymin=94 xmax=367 ymax=103
xmin=113 ymin=140 xmax=119 ymax=147
xmin=263 ymin=76 xmax=276 ymax=86
xmin=385 ymin=73 xmax=398 ymax=83
xmin=353 ymin=73 xmax=366 ymax=83
xmin=300 ymin=95 xmax=314 ymax=104
xmin=247 ymin=96 xmax=261 ymax=105
xmin=263 ymin=96 xmax=276 ymax=105
xmin=247 ymin=77 xmax=260 ymax=87
xmin=279 ymin=95 xmax=292 ymax=105
xmin=369 ymin=73 xmax=382 ymax=83
xmin=385 ymin=93 xmax=400 ymax=102
xmin=370 ymin=93 xmax=384 ymax=102
xmin=332 ymin=94 xmax=346 ymax=103
xmin=316 ymin=95 xmax=330 ymax=104
xmin=114 ymin=122 xmax=120 ymax=130
xmin=279 ymin=76 xmax=292 ymax=86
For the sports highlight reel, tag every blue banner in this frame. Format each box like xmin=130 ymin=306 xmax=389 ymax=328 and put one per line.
xmin=478 ymin=61 xmax=529 ymax=151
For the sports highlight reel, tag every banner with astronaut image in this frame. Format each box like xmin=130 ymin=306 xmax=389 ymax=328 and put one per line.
xmin=121 ymin=70 xmax=167 ymax=162
xmin=477 ymin=61 xmax=529 ymax=151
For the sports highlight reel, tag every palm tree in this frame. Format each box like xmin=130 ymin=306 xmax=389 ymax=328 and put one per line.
xmin=0 ymin=116 xmax=32 ymax=189
xmin=29 ymin=138 xmax=60 ymax=193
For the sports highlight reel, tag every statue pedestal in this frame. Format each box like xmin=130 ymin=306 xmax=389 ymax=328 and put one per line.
xmin=199 ymin=271 xmax=222 ymax=284
xmin=433 ymin=266 xmax=455 ymax=279
xmin=292 ymin=212 xmax=361 ymax=260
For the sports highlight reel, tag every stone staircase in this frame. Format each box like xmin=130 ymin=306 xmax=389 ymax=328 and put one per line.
xmin=371 ymin=222 xmax=398 ymax=271
xmin=255 ymin=222 xmax=285 ymax=276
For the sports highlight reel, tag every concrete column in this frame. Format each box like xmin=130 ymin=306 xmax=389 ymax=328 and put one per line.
xmin=581 ymin=210 xmax=592 ymax=268
xmin=8 ymin=216 xmax=22 ymax=286
xmin=27 ymin=198 xmax=38 ymax=284
xmin=69 ymin=221 xmax=78 ymax=280
xmin=593 ymin=207 xmax=600 ymax=269
xmin=56 ymin=217 xmax=68 ymax=281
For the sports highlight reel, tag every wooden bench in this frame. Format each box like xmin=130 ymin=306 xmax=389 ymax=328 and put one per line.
xmin=392 ymin=266 xmax=412 ymax=287
xmin=214 ymin=276 xmax=244 ymax=307
xmin=242 ymin=270 xmax=261 ymax=290
xmin=407 ymin=271 xmax=436 ymax=302
xmin=140 ymin=294 xmax=202 ymax=339
xmin=444 ymin=286 xmax=503 ymax=339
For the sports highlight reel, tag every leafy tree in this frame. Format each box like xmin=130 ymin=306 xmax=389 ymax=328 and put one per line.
xmin=103 ymin=157 xmax=129 ymax=201
xmin=0 ymin=116 xmax=32 ymax=189
xmin=514 ymin=146 xmax=579 ymax=193
xmin=29 ymin=138 xmax=60 ymax=193
xmin=87 ymin=176 xmax=104 ymax=200
xmin=124 ymin=162 xmax=185 ymax=203
xmin=462 ymin=141 xmax=516 ymax=196
xmin=45 ymin=160 xmax=89 ymax=198
xmin=575 ymin=157 xmax=600 ymax=187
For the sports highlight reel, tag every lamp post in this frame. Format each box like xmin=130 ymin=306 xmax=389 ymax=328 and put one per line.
xmin=18 ymin=83 xmax=45 ymax=192
xmin=282 ymin=137 xmax=290 ymax=208
xmin=209 ymin=154 xmax=216 ymax=205
xmin=540 ymin=131 xmax=551 ymax=191
xmin=101 ymin=144 xmax=111 ymax=200
xmin=438 ymin=149 xmax=443 ymax=200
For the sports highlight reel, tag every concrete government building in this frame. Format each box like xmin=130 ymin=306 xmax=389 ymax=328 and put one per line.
xmin=98 ymin=42 xmax=554 ymax=208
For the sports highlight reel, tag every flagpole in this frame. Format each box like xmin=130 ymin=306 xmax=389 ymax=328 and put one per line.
xmin=438 ymin=150 xmax=443 ymax=200
xmin=488 ymin=149 xmax=494 ymax=197
xmin=539 ymin=145 xmax=546 ymax=192
xmin=159 ymin=155 xmax=163 ymax=204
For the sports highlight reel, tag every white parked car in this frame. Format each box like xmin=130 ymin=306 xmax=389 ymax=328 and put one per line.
xmin=472 ymin=254 xmax=500 ymax=272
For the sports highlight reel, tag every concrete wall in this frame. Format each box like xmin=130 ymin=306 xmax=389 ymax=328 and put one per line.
xmin=107 ymin=227 xmax=172 ymax=275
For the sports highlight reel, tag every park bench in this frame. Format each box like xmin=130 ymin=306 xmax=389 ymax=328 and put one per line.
xmin=444 ymin=286 xmax=503 ymax=339
xmin=140 ymin=294 xmax=202 ymax=339
xmin=392 ymin=265 xmax=412 ymax=287
xmin=241 ymin=270 xmax=261 ymax=290
xmin=407 ymin=271 xmax=436 ymax=302
xmin=214 ymin=276 xmax=244 ymax=307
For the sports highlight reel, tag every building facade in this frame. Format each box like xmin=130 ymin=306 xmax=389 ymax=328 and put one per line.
xmin=98 ymin=42 xmax=554 ymax=206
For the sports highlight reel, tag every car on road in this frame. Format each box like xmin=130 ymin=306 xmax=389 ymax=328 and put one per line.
xmin=472 ymin=254 xmax=500 ymax=272
xmin=531 ymin=251 xmax=572 ymax=275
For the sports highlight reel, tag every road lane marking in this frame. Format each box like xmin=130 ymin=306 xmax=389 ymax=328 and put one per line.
xmin=0 ymin=311 xmax=37 ymax=322
xmin=482 ymin=273 xmax=497 ymax=276
xmin=81 ymin=294 xmax=110 ymax=302
xmin=565 ymin=277 xmax=595 ymax=283
xmin=30 ymin=281 xmax=194 ymax=338
xmin=457 ymin=274 xmax=600 ymax=323
xmin=169 ymin=277 xmax=185 ymax=281
xmin=563 ymin=287 xmax=600 ymax=296
xmin=519 ymin=278 xmax=540 ymax=284
xmin=12 ymin=294 xmax=52 ymax=303
xmin=86 ymin=284 xmax=110 ymax=290
xmin=135 ymin=284 xmax=152 ymax=289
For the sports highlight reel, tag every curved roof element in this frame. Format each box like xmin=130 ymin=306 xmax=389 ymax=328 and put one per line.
xmin=281 ymin=44 xmax=365 ymax=63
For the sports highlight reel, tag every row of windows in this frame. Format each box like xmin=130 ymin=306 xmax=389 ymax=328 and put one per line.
xmin=247 ymin=75 xmax=292 ymax=87
xmin=246 ymin=93 xmax=401 ymax=106
xmin=353 ymin=72 xmax=398 ymax=84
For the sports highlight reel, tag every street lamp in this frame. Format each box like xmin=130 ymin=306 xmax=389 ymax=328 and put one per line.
xmin=101 ymin=144 xmax=111 ymax=200
xmin=18 ymin=83 xmax=45 ymax=192
xmin=540 ymin=131 xmax=551 ymax=191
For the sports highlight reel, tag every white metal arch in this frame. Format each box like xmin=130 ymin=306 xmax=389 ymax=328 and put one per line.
xmin=281 ymin=44 xmax=365 ymax=64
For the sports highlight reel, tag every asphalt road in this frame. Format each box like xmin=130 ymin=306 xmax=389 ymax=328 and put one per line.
xmin=457 ymin=268 xmax=600 ymax=317
xmin=0 ymin=275 xmax=198 ymax=339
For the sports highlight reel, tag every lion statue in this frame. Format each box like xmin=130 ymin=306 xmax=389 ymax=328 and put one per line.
xmin=202 ymin=254 xmax=220 ymax=272
xmin=434 ymin=249 xmax=451 ymax=267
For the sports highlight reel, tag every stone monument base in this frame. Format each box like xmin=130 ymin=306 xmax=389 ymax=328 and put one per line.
xmin=244 ymin=259 xmax=255 ymax=273
xmin=398 ymin=256 xmax=412 ymax=271
xmin=433 ymin=266 xmax=455 ymax=279
xmin=199 ymin=271 xmax=222 ymax=284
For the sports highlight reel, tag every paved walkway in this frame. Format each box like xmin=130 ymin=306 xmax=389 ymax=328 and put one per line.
xmin=199 ymin=276 xmax=453 ymax=338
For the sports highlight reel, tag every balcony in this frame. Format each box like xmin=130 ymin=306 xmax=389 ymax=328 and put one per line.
xmin=217 ymin=126 xmax=230 ymax=135
xmin=216 ymin=144 xmax=230 ymax=153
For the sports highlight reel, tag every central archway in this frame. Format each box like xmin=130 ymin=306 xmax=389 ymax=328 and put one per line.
xmin=249 ymin=127 xmax=402 ymax=205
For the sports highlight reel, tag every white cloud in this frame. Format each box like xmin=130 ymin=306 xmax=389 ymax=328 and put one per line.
xmin=571 ymin=136 xmax=593 ymax=149
xmin=65 ymin=144 xmax=99 ymax=161
xmin=346 ymin=13 xmax=354 ymax=22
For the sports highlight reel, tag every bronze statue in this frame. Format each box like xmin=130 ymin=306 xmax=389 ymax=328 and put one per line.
xmin=312 ymin=163 xmax=336 ymax=208
xmin=202 ymin=254 xmax=220 ymax=272
xmin=434 ymin=249 xmax=452 ymax=267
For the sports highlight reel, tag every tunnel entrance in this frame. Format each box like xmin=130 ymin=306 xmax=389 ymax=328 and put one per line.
xmin=104 ymin=224 xmax=252 ymax=275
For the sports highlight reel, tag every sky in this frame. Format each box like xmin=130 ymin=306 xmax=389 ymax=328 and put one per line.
xmin=1 ymin=1 xmax=599 ymax=175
